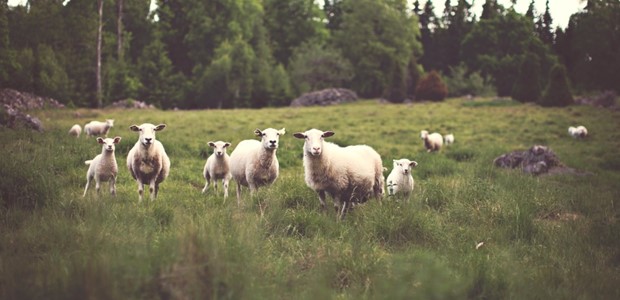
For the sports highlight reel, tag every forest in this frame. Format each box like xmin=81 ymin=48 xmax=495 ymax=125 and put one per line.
xmin=0 ymin=0 xmax=618 ymax=109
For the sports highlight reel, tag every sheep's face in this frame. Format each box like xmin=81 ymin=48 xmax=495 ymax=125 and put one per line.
xmin=393 ymin=159 xmax=418 ymax=175
xmin=420 ymin=130 xmax=429 ymax=140
xmin=130 ymin=123 xmax=166 ymax=147
xmin=106 ymin=119 xmax=115 ymax=127
xmin=97 ymin=136 xmax=121 ymax=152
xmin=293 ymin=129 xmax=335 ymax=157
xmin=208 ymin=141 xmax=231 ymax=157
xmin=255 ymin=128 xmax=285 ymax=150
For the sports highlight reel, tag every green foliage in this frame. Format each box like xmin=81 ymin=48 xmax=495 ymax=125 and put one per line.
xmin=415 ymin=70 xmax=448 ymax=101
xmin=444 ymin=63 xmax=496 ymax=97
xmin=287 ymin=43 xmax=353 ymax=95
xmin=539 ymin=64 xmax=574 ymax=107
xmin=512 ymin=52 xmax=542 ymax=103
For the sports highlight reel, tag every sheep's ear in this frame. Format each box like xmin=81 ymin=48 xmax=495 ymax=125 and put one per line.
xmin=254 ymin=129 xmax=263 ymax=136
xmin=97 ymin=137 xmax=105 ymax=144
xmin=279 ymin=128 xmax=286 ymax=135
xmin=155 ymin=124 xmax=166 ymax=131
xmin=410 ymin=161 xmax=418 ymax=168
xmin=113 ymin=136 xmax=121 ymax=144
xmin=322 ymin=131 xmax=335 ymax=138
xmin=208 ymin=141 xmax=216 ymax=148
xmin=129 ymin=125 xmax=140 ymax=132
xmin=224 ymin=142 xmax=231 ymax=148
xmin=293 ymin=133 xmax=306 ymax=139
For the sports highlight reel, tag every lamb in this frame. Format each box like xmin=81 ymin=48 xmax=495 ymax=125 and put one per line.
xmin=126 ymin=123 xmax=170 ymax=202
xmin=444 ymin=133 xmax=455 ymax=145
xmin=69 ymin=124 xmax=82 ymax=138
xmin=386 ymin=159 xmax=418 ymax=201
xmin=229 ymin=128 xmax=285 ymax=206
xmin=85 ymin=119 xmax=114 ymax=137
xmin=420 ymin=130 xmax=443 ymax=152
xmin=568 ymin=125 xmax=588 ymax=138
xmin=202 ymin=141 xmax=232 ymax=198
xmin=83 ymin=136 xmax=121 ymax=197
xmin=293 ymin=129 xmax=384 ymax=219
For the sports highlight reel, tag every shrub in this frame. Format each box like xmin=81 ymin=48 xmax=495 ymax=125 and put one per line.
xmin=539 ymin=64 xmax=574 ymax=107
xmin=415 ymin=70 xmax=448 ymax=101
xmin=512 ymin=53 xmax=541 ymax=103
xmin=445 ymin=64 xmax=496 ymax=97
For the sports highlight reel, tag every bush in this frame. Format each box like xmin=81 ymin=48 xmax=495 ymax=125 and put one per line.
xmin=512 ymin=53 xmax=541 ymax=103
xmin=415 ymin=70 xmax=448 ymax=101
xmin=445 ymin=64 xmax=496 ymax=97
xmin=539 ymin=64 xmax=574 ymax=107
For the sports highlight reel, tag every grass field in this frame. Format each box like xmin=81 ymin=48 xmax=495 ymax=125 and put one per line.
xmin=1 ymin=98 xmax=619 ymax=299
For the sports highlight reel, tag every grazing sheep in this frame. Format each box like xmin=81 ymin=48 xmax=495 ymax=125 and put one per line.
xmin=85 ymin=119 xmax=114 ymax=137
xmin=568 ymin=125 xmax=588 ymax=138
xmin=69 ymin=124 xmax=82 ymax=138
xmin=83 ymin=136 xmax=121 ymax=197
xmin=386 ymin=159 xmax=418 ymax=201
xmin=202 ymin=141 xmax=232 ymax=198
xmin=420 ymin=130 xmax=443 ymax=152
xmin=293 ymin=129 xmax=384 ymax=219
xmin=126 ymin=123 xmax=170 ymax=202
xmin=444 ymin=133 xmax=455 ymax=145
xmin=230 ymin=128 xmax=285 ymax=206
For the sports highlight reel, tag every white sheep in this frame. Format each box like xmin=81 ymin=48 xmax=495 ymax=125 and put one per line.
xmin=126 ymin=123 xmax=170 ymax=202
xmin=386 ymin=159 xmax=418 ymax=201
xmin=202 ymin=141 xmax=232 ymax=198
xmin=229 ymin=128 xmax=285 ymax=206
xmin=83 ymin=136 xmax=121 ymax=197
xmin=568 ymin=125 xmax=588 ymax=138
xmin=420 ymin=130 xmax=443 ymax=152
xmin=69 ymin=124 xmax=82 ymax=138
xmin=293 ymin=129 xmax=384 ymax=219
xmin=84 ymin=119 xmax=114 ymax=137
xmin=444 ymin=133 xmax=455 ymax=145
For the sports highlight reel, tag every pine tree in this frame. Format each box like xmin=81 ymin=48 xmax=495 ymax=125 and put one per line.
xmin=512 ymin=53 xmax=541 ymax=103
xmin=539 ymin=64 xmax=574 ymax=107
xmin=525 ymin=0 xmax=535 ymax=20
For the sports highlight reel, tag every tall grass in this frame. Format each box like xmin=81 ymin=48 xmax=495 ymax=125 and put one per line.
xmin=1 ymin=99 xmax=619 ymax=299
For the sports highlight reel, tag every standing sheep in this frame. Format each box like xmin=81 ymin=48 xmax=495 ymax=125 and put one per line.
xmin=230 ymin=128 xmax=285 ymax=206
xmin=444 ymin=133 xmax=455 ymax=145
xmin=420 ymin=130 xmax=443 ymax=152
xmin=293 ymin=129 xmax=384 ymax=219
xmin=83 ymin=136 xmax=121 ymax=197
xmin=386 ymin=159 xmax=418 ymax=201
xmin=202 ymin=141 xmax=232 ymax=198
xmin=126 ymin=123 xmax=170 ymax=202
xmin=85 ymin=119 xmax=114 ymax=137
xmin=568 ymin=125 xmax=588 ymax=138
xmin=69 ymin=124 xmax=82 ymax=138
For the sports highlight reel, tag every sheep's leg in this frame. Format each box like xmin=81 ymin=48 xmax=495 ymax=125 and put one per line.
xmin=110 ymin=177 xmax=116 ymax=196
xmin=83 ymin=176 xmax=92 ymax=197
xmin=213 ymin=178 xmax=219 ymax=195
xmin=202 ymin=173 xmax=211 ymax=194
xmin=317 ymin=190 xmax=327 ymax=210
xmin=236 ymin=183 xmax=242 ymax=207
xmin=95 ymin=179 xmax=101 ymax=196
xmin=339 ymin=201 xmax=348 ymax=220
xmin=149 ymin=181 xmax=157 ymax=201
xmin=223 ymin=178 xmax=229 ymax=199
xmin=137 ymin=181 xmax=144 ymax=202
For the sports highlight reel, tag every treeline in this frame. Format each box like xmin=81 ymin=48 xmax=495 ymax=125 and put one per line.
xmin=0 ymin=0 xmax=618 ymax=109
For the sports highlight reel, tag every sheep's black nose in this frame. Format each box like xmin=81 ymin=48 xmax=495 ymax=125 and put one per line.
xmin=269 ymin=140 xmax=276 ymax=144
xmin=145 ymin=138 xmax=152 ymax=143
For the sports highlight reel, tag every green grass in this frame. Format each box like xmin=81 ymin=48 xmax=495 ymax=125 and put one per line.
xmin=1 ymin=98 xmax=619 ymax=299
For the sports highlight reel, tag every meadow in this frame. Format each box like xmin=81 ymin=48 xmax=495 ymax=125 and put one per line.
xmin=1 ymin=98 xmax=619 ymax=299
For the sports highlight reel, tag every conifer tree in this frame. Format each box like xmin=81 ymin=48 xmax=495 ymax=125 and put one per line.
xmin=512 ymin=52 xmax=541 ymax=103
xmin=539 ymin=64 xmax=574 ymax=107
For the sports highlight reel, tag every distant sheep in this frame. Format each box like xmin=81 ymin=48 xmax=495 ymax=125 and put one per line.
xmin=85 ymin=119 xmax=114 ymax=137
xmin=69 ymin=124 xmax=82 ymax=138
xmin=386 ymin=158 xmax=418 ymax=201
xmin=444 ymin=133 xmax=454 ymax=145
xmin=230 ymin=128 xmax=285 ymax=206
xmin=202 ymin=141 xmax=232 ymax=198
xmin=126 ymin=123 xmax=170 ymax=202
xmin=293 ymin=129 xmax=384 ymax=219
xmin=568 ymin=125 xmax=588 ymax=138
xmin=83 ymin=136 xmax=121 ymax=197
xmin=420 ymin=130 xmax=443 ymax=152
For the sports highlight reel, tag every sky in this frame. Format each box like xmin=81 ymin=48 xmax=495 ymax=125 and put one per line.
xmin=7 ymin=0 xmax=585 ymax=29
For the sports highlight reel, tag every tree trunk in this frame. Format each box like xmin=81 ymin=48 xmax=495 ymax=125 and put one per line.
xmin=96 ymin=0 xmax=103 ymax=108
xmin=117 ymin=0 xmax=123 ymax=60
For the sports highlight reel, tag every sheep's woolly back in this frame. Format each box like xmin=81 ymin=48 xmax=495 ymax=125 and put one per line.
xmin=85 ymin=119 xmax=114 ymax=137
xmin=421 ymin=131 xmax=443 ymax=152
xmin=69 ymin=124 xmax=82 ymax=138
xmin=229 ymin=140 xmax=279 ymax=188
xmin=444 ymin=134 xmax=454 ymax=145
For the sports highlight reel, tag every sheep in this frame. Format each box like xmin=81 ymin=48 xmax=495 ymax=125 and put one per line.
xmin=83 ymin=136 xmax=121 ymax=197
xmin=202 ymin=141 xmax=232 ymax=198
xmin=420 ymin=130 xmax=443 ymax=152
xmin=69 ymin=124 xmax=82 ymax=138
xmin=229 ymin=128 xmax=285 ymax=206
xmin=386 ymin=159 xmax=418 ymax=201
xmin=444 ymin=133 xmax=455 ymax=145
xmin=293 ymin=129 xmax=384 ymax=219
xmin=85 ymin=119 xmax=114 ymax=137
xmin=126 ymin=123 xmax=170 ymax=202
xmin=568 ymin=125 xmax=588 ymax=138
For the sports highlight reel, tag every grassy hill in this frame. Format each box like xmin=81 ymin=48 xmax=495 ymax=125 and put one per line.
xmin=1 ymin=98 xmax=619 ymax=299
